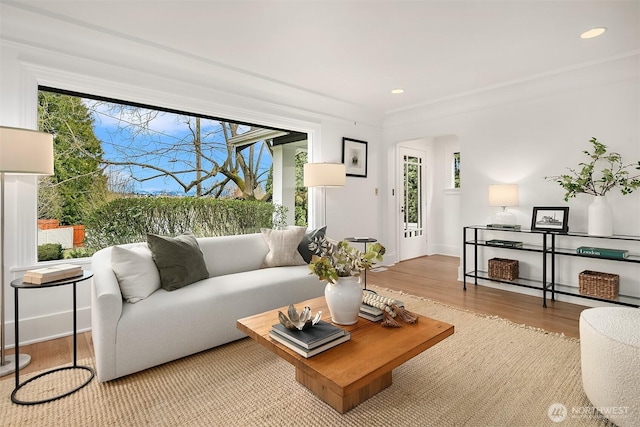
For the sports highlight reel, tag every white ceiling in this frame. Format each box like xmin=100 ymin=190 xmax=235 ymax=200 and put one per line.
xmin=2 ymin=1 xmax=639 ymax=115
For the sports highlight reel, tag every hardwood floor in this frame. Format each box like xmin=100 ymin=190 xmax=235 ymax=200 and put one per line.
xmin=1 ymin=255 xmax=588 ymax=381
xmin=368 ymin=255 xmax=586 ymax=338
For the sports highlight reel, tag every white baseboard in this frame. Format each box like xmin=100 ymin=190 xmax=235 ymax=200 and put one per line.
xmin=3 ymin=306 xmax=92 ymax=348
xmin=428 ymin=244 xmax=460 ymax=257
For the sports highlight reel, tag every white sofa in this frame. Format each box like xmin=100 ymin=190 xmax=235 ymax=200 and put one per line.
xmin=91 ymin=232 xmax=324 ymax=382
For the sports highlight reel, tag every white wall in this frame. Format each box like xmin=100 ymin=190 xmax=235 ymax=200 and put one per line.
xmin=430 ymin=135 xmax=460 ymax=257
xmin=312 ymin=121 xmax=382 ymax=240
xmin=383 ymin=54 xmax=640 ymax=304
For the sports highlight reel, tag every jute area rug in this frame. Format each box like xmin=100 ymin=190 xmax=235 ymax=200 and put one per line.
xmin=2 ymin=286 xmax=613 ymax=427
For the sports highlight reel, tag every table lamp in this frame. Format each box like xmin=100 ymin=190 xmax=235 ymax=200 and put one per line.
xmin=303 ymin=163 xmax=346 ymax=226
xmin=488 ymin=184 xmax=519 ymax=225
xmin=0 ymin=126 xmax=54 ymax=377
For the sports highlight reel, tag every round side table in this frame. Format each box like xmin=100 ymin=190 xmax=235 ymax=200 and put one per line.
xmin=344 ymin=237 xmax=377 ymax=291
xmin=10 ymin=271 xmax=95 ymax=405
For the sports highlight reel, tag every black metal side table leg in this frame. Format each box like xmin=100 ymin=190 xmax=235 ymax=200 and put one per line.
xmin=11 ymin=277 xmax=95 ymax=405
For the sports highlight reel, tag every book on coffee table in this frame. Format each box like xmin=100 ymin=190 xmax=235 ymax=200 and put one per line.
xmin=359 ymin=299 xmax=404 ymax=322
xmin=269 ymin=330 xmax=350 ymax=358
xmin=271 ymin=320 xmax=345 ymax=350
xmin=359 ymin=310 xmax=383 ymax=322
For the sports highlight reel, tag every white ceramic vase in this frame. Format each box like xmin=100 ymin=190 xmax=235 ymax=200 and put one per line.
xmin=588 ymin=195 xmax=613 ymax=236
xmin=324 ymin=276 xmax=363 ymax=325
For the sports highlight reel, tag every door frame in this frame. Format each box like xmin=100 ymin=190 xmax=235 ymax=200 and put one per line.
xmin=396 ymin=145 xmax=428 ymax=261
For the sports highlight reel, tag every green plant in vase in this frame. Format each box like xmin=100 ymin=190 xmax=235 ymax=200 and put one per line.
xmin=546 ymin=137 xmax=640 ymax=201
xmin=545 ymin=137 xmax=640 ymax=236
xmin=307 ymin=236 xmax=386 ymax=325
xmin=308 ymin=237 xmax=385 ymax=284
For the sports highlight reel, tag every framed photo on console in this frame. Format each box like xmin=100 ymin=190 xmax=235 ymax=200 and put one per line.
xmin=531 ymin=206 xmax=569 ymax=233
xmin=342 ymin=137 xmax=368 ymax=177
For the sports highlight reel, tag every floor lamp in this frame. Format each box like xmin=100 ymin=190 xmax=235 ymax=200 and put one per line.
xmin=303 ymin=163 xmax=346 ymax=226
xmin=0 ymin=126 xmax=54 ymax=377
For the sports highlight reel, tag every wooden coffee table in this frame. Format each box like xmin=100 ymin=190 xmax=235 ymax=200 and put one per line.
xmin=237 ymin=296 xmax=454 ymax=413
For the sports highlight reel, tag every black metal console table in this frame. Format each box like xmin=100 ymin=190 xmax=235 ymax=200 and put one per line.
xmin=463 ymin=226 xmax=640 ymax=308
xmin=10 ymin=270 xmax=94 ymax=405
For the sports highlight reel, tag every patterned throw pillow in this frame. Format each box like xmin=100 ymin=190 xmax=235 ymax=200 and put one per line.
xmin=297 ymin=226 xmax=327 ymax=263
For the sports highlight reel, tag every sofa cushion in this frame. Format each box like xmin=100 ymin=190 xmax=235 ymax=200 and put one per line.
xmin=260 ymin=227 xmax=306 ymax=268
xmin=297 ymin=226 xmax=327 ymax=263
xmin=198 ymin=233 xmax=268 ymax=277
xmin=147 ymin=233 xmax=210 ymax=291
xmin=111 ymin=244 xmax=161 ymax=303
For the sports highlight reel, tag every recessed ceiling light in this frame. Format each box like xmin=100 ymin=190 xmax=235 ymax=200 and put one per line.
xmin=391 ymin=89 xmax=405 ymax=94
xmin=581 ymin=27 xmax=606 ymax=39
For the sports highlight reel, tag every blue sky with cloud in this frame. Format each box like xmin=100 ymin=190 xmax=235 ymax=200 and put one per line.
xmin=85 ymin=100 xmax=271 ymax=195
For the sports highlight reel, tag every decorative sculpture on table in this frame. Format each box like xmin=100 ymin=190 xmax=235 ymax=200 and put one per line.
xmin=278 ymin=304 xmax=322 ymax=331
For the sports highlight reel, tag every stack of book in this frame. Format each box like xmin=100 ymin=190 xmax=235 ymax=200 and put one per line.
xmin=486 ymin=224 xmax=521 ymax=231
xmin=359 ymin=299 xmax=404 ymax=322
xmin=269 ymin=320 xmax=350 ymax=358
xmin=576 ymin=246 xmax=629 ymax=259
xmin=23 ymin=264 xmax=83 ymax=285
xmin=486 ymin=239 xmax=523 ymax=248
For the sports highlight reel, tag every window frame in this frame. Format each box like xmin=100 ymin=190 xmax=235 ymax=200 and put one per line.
xmin=11 ymin=69 xmax=321 ymax=268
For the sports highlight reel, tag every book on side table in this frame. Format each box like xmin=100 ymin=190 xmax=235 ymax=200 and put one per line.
xmin=486 ymin=224 xmax=521 ymax=231
xmin=23 ymin=264 xmax=83 ymax=285
xmin=576 ymin=246 xmax=629 ymax=259
xmin=269 ymin=320 xmax=350 ymax=358
xmin=486 ymin=239 xmax=523 ymax=248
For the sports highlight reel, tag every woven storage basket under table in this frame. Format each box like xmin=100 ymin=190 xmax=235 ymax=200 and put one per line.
xmin=488 ymin=258 xmax=519 ymax=281
xmin=579 ymin=270 xmax=619 ymax=300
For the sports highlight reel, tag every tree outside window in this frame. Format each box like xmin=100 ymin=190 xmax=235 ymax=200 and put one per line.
xmin=37 ymin=89 xmax=306 ymax=260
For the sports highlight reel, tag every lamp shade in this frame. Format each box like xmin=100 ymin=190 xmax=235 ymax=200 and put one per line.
xmin=488 ymin=184 xmax=519 ymax=207
xmin=303 ymin=163 xmax=346 ymax=187
xmin=0 ymin=126 xmax=54 ymax=175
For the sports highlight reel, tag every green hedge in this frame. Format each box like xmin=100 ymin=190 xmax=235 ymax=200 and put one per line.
xmin=84 ymin=197 xmax=277 ymax=250
xmin=38 ymin=243 xmax=64 ymax=261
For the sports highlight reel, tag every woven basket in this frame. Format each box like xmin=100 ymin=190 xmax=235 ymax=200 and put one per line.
xmin=579 ymin=270 xmax=619 ymax=300
xmin=488 ymin=258 xmax=519 ymax=281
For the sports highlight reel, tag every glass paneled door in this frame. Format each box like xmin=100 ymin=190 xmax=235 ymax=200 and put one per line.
xmin=399 ymin=147 xmax=427 ymax=260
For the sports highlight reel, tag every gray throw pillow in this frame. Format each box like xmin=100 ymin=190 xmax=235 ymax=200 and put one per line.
xmin=147 ymin=233 xmax=210 ymax=291
xmin=297 ymin=226 xmax=327 ymax=263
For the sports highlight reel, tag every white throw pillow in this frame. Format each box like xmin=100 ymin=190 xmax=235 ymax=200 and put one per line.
xmin=260 ymin=227 xmax=307 ymax=268
xmin=111 ymin=244 xmax=161 ymax=303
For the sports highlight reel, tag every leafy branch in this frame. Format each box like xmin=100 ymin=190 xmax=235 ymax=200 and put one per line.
xmin=546 ymin=137 xmax=640 ymax=201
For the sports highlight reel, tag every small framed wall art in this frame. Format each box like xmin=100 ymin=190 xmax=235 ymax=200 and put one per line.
xmin=531 ymin=206 xmax=570 ymax=233
xmin=342 ymin=137 xmax=368 ymax=178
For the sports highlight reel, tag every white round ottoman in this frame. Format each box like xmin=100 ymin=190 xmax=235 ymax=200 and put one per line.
xmin=580 ymin=307 xmax=640 ymax=427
